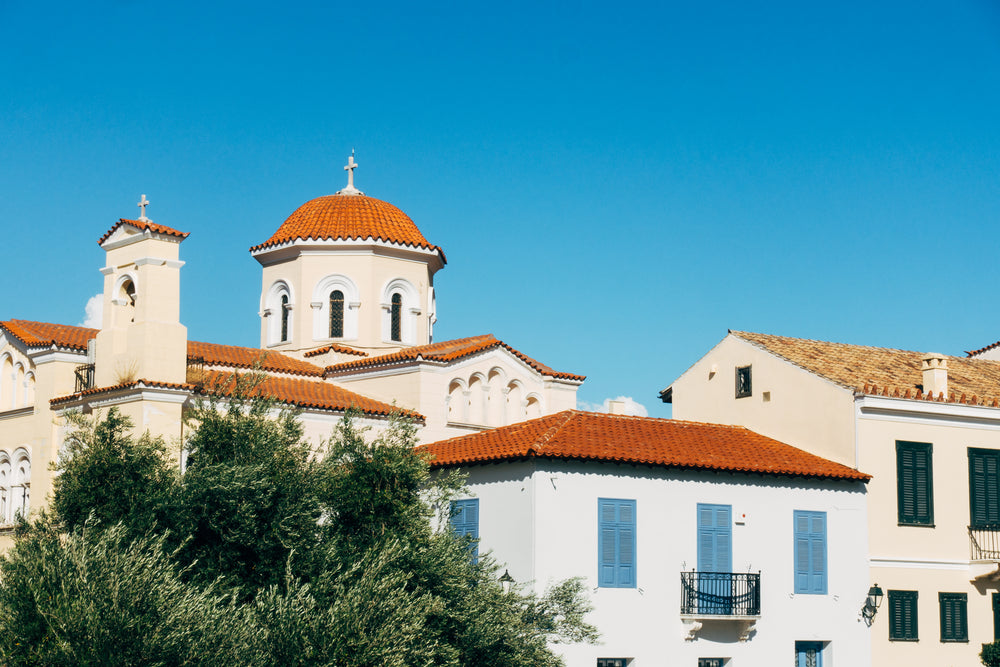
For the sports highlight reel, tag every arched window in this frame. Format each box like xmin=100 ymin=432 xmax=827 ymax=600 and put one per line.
xmin=381 ymin=278 xmax=420 ymax=345
xmin=113 ymin=275 xmax=137 ymax=325
xmin=280 ymin=294 xmax=290 ymax=342
xmin=390 ymin=293 xmax=402 ymax=342
xmin=0 ymin=355 xmax=11 ymax=410
xmin=329 ymin=290 xmax=345 ymax=338
xmin=263 ymin=280 xmax=294 ymax=346
xmin=11 ymin=450 xmax=28 ymax=520
xmin=0 ymin=455 xmax=10 ymax=524
xmin=13 ymin=364 xmax=24 ymax=408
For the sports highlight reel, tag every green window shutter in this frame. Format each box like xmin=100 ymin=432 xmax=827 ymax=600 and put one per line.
xmin=889 ymin=590 xmax=918 ymax=641
xmin=897 ymin=442 xmax=933 ymax=525
xmin=969 ymin=448 xmax=1000 ymax=528
xmin=939 ymin=593 xmax=968 ymax=642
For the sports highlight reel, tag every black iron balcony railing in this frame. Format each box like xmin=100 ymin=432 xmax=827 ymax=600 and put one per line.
xmin=969 ymin=525 xmax=1000 ymax=560
xmin=680 ymin=571 xmax=761 ymax=617
xmin=74 ymin=363 xmax=95 ymax=393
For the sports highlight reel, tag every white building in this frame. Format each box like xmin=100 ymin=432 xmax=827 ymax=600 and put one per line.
xmin=420 ymin=409 xmax=872 ymax=667
xmin=663 ymin=330 xmax=1000 ymax=666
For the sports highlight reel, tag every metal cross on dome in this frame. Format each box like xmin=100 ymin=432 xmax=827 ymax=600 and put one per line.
xmin=137 ymin=194 xmax=150 ymax=221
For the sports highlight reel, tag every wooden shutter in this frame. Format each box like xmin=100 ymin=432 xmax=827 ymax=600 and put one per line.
xmin=939 ymin=593 xmax=968 ymax=642
xmin=449 ymin=499 xmax=479 ymax=561
xmin=970 ymin=448 xmax=1000 ymax=528
xmin=598 ymin=499 xmax=636 ymax=588
xmin=793 ymin=511 xmax=827 ymax=594
xmin=889 ymin=590 xmax=918 ymax=641
xmin=897 ymin=442 xmax=933 ymax=525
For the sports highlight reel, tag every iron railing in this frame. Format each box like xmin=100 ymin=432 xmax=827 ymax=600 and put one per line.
xmin=969 ymin=525 xmax=1000 ymax=560
xmin=74 ymin=363 xmax=95 ymax=393
xmin=680 ymin=571 xmax=761 ymax=616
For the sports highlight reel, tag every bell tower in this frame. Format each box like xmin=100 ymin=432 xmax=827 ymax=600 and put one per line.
xmin=93 ymin=196 xmax=189 ymax=387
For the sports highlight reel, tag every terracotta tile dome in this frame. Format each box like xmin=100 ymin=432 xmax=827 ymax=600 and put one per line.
xmin=250 ymin=194 xmax=444 ymax=259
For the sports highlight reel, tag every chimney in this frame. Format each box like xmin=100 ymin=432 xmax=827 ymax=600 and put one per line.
xmin=921 ymin=353 xmax=948 ymax=397
xmin=607 ymin=400 xmax=627 ymax=415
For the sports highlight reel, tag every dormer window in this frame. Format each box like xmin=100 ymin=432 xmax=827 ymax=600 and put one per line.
xmin=736 ymin=365 xmax=752 ymax=398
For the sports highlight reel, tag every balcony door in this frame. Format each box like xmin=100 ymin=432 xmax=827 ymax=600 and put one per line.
xmin=697 ymin=503 xmax=732 ymax=613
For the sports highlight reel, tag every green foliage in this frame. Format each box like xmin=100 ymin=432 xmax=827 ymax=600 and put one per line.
xmin=52 ymin=407 xmax=177 ymax=534
xmin=983 ymin=640 xmax=1000 ymax=667
xmin=1 ymin=381 xmax=597 ymax=665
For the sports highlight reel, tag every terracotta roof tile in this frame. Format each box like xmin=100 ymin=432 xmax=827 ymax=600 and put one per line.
xmin=197 ymin=370 xmax=420 ymax=419
xmin=419 ymin=410 xmax=869 ymax=481
xmin=967 ymin=340 xmax=1000 ymax=358
xmin=250 ymin=195 xmax=445 ymax=261
xmin=324 ymin=334 xmax=585 ymax=381
xmin=1 ymin=320 xmax=97 ymax=351
xmin=730 ymin=330 xmax=1000 ymax=407
xmin=51 ymin=378 xmax=196 ymax=405
xmin=50 ymin=372 xmax=418 ymax=420
xmin=188 ymin=340 xmax=323 ymax=377
xmin=98 ymin=219 xmax=189 ymax=246
xmin=303 ymin=344 xmax=368 ymax=358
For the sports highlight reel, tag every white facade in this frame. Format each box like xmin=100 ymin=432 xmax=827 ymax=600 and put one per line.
xmin=459 ymin=459 xmax=871 ymax=667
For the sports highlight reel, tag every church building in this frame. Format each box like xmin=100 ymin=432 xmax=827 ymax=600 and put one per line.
xmin=0 ymin=156 xmax=583 ymax=540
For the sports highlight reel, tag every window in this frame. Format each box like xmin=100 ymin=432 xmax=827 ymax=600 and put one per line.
xmin=598 ymin=498 xmax=636 ymax=588
xmin=449 ymin=498 xmax=479 ymax=560
xmin=993 ymin=592 xmax=1000 ymax=641
xmin=795 ymin=641 xmax=823 ymax=667
xmin=969 ymin=448 xmax=1000 ymax=527
xmin=698 ymin=659 xmax=724 ymax=667
xmin=735 ymin=365 xmax=751 ymax=398
xmin=597 ymin=660 xmax=627 ymax=667
xmin=939 ymin=593 xmax=968 ymax=642
xmin=889 ymin=590 xmax=918 ymax=641
xmin=390 ymin=293 xmax=402 ymax=342
xmin=328 ymin=290 xmax=345 ymax=338
xmin=793 ymin=510 xmax=827 ymax=594
xmin=897 ymin=441 xmax=933 ymax=525
xmin=280 ymin=294 xmax=290 ymax=342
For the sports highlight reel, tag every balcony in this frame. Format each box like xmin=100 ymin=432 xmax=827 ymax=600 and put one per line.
xmin=680 ymin=571 xmax=760 ymax=641
xmin=969 ymin=526 xmax=1000 ymax=582
xmin=74 ymin=363 xmax=95 ymax=393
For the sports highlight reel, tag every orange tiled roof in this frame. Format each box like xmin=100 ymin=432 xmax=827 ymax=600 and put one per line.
xmin=419 ymin=410 xmax=869 ymax=481
xmin=50 ymin=372 xmax=418 ymax=420
xmin=51 ymin=378 xmax=197 ymax=405
xmin=324 ymin=334 xmax=586 ymax=381
xmin=98 ymin=219 xmax=190 ymax=246
xmin=1 ymin=320 xmax=97 ymax=351
xmin=197 ymin=370 xmax=420 ymax=419
xmin=730 ymin=330 xmax=1000 ymax=407
xmin=188 ymin=340 xmax=323 ymax=377
xmin=303 ymin=344 xmax=369 ymax=358
xmin=249 ymin=195 xmax=445 ymax=260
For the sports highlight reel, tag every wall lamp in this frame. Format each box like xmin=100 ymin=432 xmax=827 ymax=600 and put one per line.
xmin=861 ymin=584 xmax=884 ymax=626
xmin=499 ymin=569 xmax=515 ymax=594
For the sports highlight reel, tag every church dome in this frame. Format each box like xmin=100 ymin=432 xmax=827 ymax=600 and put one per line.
xmin=250 ymin=194 xmax=445 ymax=260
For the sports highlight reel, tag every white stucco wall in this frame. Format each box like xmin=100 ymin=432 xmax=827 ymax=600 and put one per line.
xmin=460 ymin=460 xmax=871 ymax=667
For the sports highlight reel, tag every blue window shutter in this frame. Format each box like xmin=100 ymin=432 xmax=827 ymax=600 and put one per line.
xmin=598 ymin=498 xmax=636 ymax=588
xmin=697 ymin=504 xmax=732 ymax=572
xmin=450 ymin=499 xmax=479 ymax=561
xmin=794 ymin=510 xmax=827 ymax=594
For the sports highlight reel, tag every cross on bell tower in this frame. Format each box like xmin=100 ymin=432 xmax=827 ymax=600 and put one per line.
xmin=137 ymin=194 xmax=151 ymax=221
xmin=336 ymin=151 xmax=364 ymax=195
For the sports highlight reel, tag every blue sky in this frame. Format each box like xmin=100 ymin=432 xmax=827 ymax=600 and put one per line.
xmin=2 ymin=0 xmax=998 ymax=417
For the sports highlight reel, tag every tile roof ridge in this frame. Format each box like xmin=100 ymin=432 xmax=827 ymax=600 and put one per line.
xmin=98 ymin=218 xmax=190 ymax=245
xmin=967 ymin=340 xmax=1000 ymax=357
xmin=529 ymin=410 xmax=578 ymax=455
xmin=730 ymin=329 xmax=930 ymax=356
xmin=51 ymin=378 xmax=196 ymax=405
